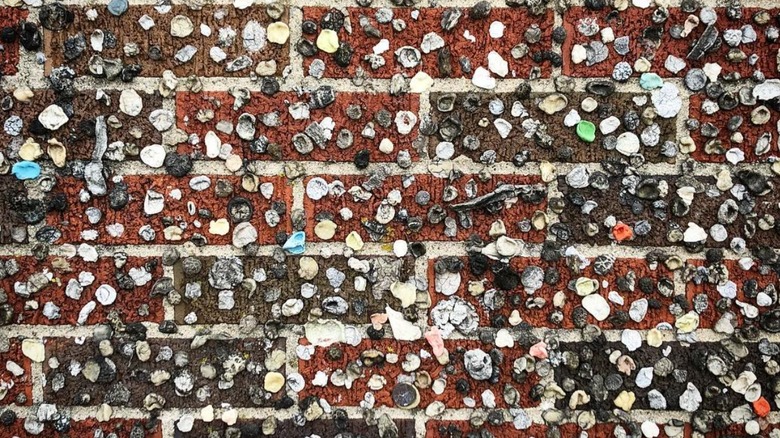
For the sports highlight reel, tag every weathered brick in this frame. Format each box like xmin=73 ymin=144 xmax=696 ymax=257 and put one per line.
xmin=303 ymin=174 xmax=547 ymax=243
xmin=0 ymin=9 xmax=28 ymax=75
xmin=173 ymin=255 xmax=415 ymax=324
xmin=429 ymin=256 xmax=676 ymax=330
xmin=0 ymin=89 xmax=163 ymax=162
xmin=6 ymin=418 xmax=162 ymax=437
xmin=555 ymin=173 xmax=780 ymax=247
xmin=425 ymin=420 xmax=549 ymax=437
xmin=0 ymin=340 xmax=33 ymax=406
xmin=175 ymin=91 xmax=420 ymax=163
xmin=45 ymin=175 xmax=291 ymax=245
xmin=301 ymin=7 xmax=555 ymax=79
xmin=176 ymin=418 xmax=415 ymax=438
xmin=686 ymin=259 xmax=778 ymax=329
xmin=562 ymin=7 xmax=779 ymax=78
xmin=44 ymin=5 xmax=289 ymax=77
xmin=554 ymin=341 xmax=774 ymax=412
xmin=689 ymin=93 xmax=779 ymax=164
xmin=297 ymin=339 xmax=541 ymax=409
xmin=0 ymin=175 xmax=28 ymax=244
xmin=43 ymin=337 xmax=286 ymax=408
xmin=426 ymin=421 xmax=680 ymax=438
xmin=427 ymin=91 xmax=677 ymax=164
xmin=0 ymin=256 xmax=164 ymax=325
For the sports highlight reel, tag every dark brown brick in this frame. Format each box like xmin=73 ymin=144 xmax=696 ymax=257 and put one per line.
xmin=427 ymin=91 xmax=677 ymax=164
xmin=554 ymin=341 xmax=774 ymax=412
xmin=175 ymin=418 xmax=415 ymax=438
xmin=44 ymin=5 xmax=289 ymax=77
xmin=0 ymin=175 xmax=28 ymax=244
xmin=689 ymin=93 xmax=779 ymax=164
xmin=43 ymin=337 xmax=286 ymax=408
xmin=173 ymin=255 xmax=415 ymax=324
xmin=555 ymin=173 xmax=780 ymax=247
xmin=0 ymin=89 xmax=163 ymax=162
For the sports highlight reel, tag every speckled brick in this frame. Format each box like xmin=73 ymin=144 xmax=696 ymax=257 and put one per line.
xmin=6 ymin=418 xmax=162 ymax=437
xmin=175 ymin=90 xmax=420 ymax=163
xmin=0 ymin=89 xmax=163 ymax=162
xmin=172 ymin=255 xmax=415 ymax=324
xmin=302 ymin=7 xmax=555 ymax=79
xmin=429 ymin=256 xmax=676 ymax=329
xmin=562 ymin=7 xmax=779 ymax=78
xmin=297 ymin=338 xmax=540 ymax=409
xmin=0 ymin=340 xmax=32 ymax=406
xmin=44 ymin=5 xmax=289 ymax=77
xmin=0 ymin=256 xmax=164 ymax=326
xmin=45 ymin=175 xmax=292 ymax=245
xmin=304 ymin=174 xmax=547 ymax=243
xmin=688 ymin=92 xmax=779 ymax=164
xmin=43 ymin=337 xmax=286 ymax=408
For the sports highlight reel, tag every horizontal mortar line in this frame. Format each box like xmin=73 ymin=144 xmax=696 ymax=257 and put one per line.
xmin=107 ymin=158 xmax=773 ymax=179
xmin=62 ymin=75 xmax=682 ymax=94
xmin=5 ymin=403 xmax=780 ymax=426
xmin=0 ymin=241 xmax=756 ymax=260
xmin=5 ymin=322 xmax=778 ymax=344
xmin=47 ymin=0 xmax=545 ymax=7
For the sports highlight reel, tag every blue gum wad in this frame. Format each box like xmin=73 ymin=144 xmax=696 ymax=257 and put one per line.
xmin=639 ymin=73 xmax=663 ymax=90
xmin=12 ymin=161 xmax=41 ymax=180
xmin=283 ymin=231 xmax=306 ymax=254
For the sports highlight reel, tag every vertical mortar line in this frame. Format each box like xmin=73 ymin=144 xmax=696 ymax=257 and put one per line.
xmin=31 ymin=361 xmax=44 ymax=404
xmin=161 ymin=96 xmax=179 ymax=150
xmin=676 ymin=85 xmax=692 ymax=166
xmin=550 ymin=4 xmax=564 ymax=81
xmin=284 ymin=333 xmax=301 ymax=404
xmin=161 ymin=415 xmax=176 ymax=438
xmin=287 ymin=5 xmax=305 ymax=82
xmin=163 ymin=264 xmax=176 ymax=321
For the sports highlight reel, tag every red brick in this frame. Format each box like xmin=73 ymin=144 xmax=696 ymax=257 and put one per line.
xmin=0 ymin=340 xmax=33 ymax=406
xmin=43 ymin=337 xmax=285 ymax=408
xmin=1 ymin=256 xmax=164 ymax=325
xmin=6 ymin=418 xmax=162 ymax=438
xmin=429 ymin=256 xmax=676 ymax=329
xmin=302 ymin=7 xmax=554 ymax=79
xmin=297 ymin=339 xmax=540 ymax=409
xmin=562 ymin=7 xmax=778 ymax=78
xmin=689 ymin=93 xmax=779 ymax=163
xmin=46 ymin=175 xmax=291 ymax=245
xmin=0 ymin=9 xmax=27 ymax=75
xmin=44 ymin=5 xmax=289 ymax=77
xmin=175 ymin=91 xmax=419 ymax=163
xmin=686 ymin=259 xmax=777 ymax=329
xmin=304 ymin=174 xmax=547 ymax=243
xmin=173 ymin=255 xmax=415 ymax=324
xmin=0 ymin=89 xmax=163 ymax=162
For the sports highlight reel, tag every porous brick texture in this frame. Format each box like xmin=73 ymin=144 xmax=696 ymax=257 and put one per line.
xmin=3 ymin=0 xmax=780 ymax=437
